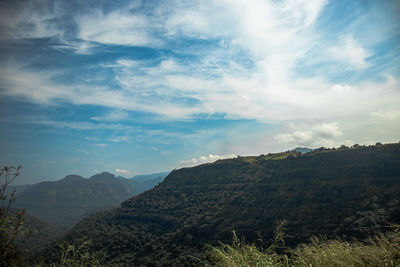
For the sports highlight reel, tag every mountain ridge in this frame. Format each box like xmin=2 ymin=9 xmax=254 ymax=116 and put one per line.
xmin=36 ymin=143 xmax=400 ymax=266
xmin=13 ymin=171 xmax=168 ymax=230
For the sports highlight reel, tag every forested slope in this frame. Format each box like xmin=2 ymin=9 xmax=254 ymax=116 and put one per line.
xmin=36 ymin=143 xmax=400 ymax=266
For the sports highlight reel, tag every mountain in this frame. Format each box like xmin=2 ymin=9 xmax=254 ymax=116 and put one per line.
xmin=129 ymin=172 xmax=169 ymax=194
xmin=14 ymin=172 xmax=136 ymax=230
xmin=36 ymin=144 xmax=400 ymax=266
xmin=5 ymin=184 xmax=31 ymax=196
xmin=13 ymin=171 xmax=169 ymax=230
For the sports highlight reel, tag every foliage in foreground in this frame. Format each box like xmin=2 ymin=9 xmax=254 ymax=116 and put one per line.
xmin=35 ymin=225 xmax=400 ymax=267
xmin=209 ymin=224 xmax=400 ymax=267
xmin=54 ymin=240 xmax=99 ymax=267
xmin=0 ymin=165 xmax=30 ymax=267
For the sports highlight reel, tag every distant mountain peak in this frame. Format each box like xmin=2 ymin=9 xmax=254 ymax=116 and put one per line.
xmin=89 ymin=172 xmax=116 ymax=180
xmin=62 ymin=175 xmax=85 ymax=182
xmin=292 ymin=147 xmax=314 ymax=154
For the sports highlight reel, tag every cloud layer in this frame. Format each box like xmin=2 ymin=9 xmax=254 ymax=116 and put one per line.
xmin=1 ymin=0 xmax=398 ymax=123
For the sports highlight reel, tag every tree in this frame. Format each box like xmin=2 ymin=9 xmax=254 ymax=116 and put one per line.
xmin=0 ymin=165 xmax=28 ymax=266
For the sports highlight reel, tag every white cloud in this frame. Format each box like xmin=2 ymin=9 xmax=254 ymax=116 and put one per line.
xmin=1 ymin=0 xmax=399 ymax=148
xmin=95 ymin=143 xmax=108 ymax=147
xmin=165 ymin=9 xmax=210 ymax=37
xmin=0 ymin=64 xmax=69 ymax=103
xmin=330 ymin=35 xmax=372 ymax=69
xmin=370 ymin=109 xmax=400 ymax=121
xmin=115 ymin=169 xmax=131 ymax=175
xmin=76 ymin=10 xmax=156 ymax=47
xmin=109 ymin=136 xmax=129 ymax=142
xmin=91 ymin=110 xmax=129 ymax=122
xmin=50 ymin=40 xmax=98 ymax=55
xmin=177 ymin=154 xmax=236 ymax=168
xmin=32 ymin=118 xmax=136 ymax=132
xmin=275 ymin=122 xmax=343 ymax=147
xmin=0 ymin=64 xmax=199 ymax=119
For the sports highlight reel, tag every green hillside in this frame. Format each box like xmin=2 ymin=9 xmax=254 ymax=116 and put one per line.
xmin=35 ymin=143 xmax=400 ymax=266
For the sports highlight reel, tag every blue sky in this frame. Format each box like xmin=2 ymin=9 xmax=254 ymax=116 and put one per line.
xmin=0 ymin=0 xmax=399 ymax=184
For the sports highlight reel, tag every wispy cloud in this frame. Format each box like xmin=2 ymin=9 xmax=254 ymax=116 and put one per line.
xmin=85 ymin=137 xmax=100 ymax=141
xmin=1 ymin=1 xmax=397 ymax=124
xmin=329 ymin=35 xmax=372 ymax=69
xmin=109 ymin=136 xmax=129 ymax=142
xmin=32 ymin=117 xmax=136 ymax=132
xmin=95 ymin=143 xmax=108 ymax=148
xmin=76 ymin=9 xmax=157 ymax=47
xmin=76 ymin=149 xmax=89 ymax=154
xmin=1 ymin=0 xmax=399 ymax=157
xmin=0 ymin=1 xmax=62 ymax=41
xmin=91 ymin=110 xmax=129 ymax=122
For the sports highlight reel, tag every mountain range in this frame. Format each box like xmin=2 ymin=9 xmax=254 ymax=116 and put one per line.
xmin=13 ymin=171 xmax=168 ymax=230
xmin=35 ymin=143 xmax=400 ymax=266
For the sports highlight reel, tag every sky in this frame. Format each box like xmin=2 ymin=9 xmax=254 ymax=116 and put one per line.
xmin=0 ymin=0 xmax=399 ymax=184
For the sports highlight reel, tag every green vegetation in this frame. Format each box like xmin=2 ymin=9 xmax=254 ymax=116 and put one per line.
xmin=0 ymin=165 xmax=29 ymax=266
xmin=17 ymin=213 xmax=63 ymax=259
xmin=33 ymin=143 xmax=400 ymax=266
xmin=209 ymin=220 xmax=290 ymax=266
xmin=210 ymin=236 xmax=286 ymax=267
xmin=55 ymin=240 xmax=99 ymax=267
xmin=210 ymin=226 xmax=400 ymax=267
xmin=236 ymin=151 xmax=301 ymax=164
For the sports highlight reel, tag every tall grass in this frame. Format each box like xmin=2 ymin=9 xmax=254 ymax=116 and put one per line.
xmin=209 ymin=231 xmax=289 ymax=267
xmin=291 ymin=229 xmax=400 ymax=267
xmin=32 ymin=240 xmax=99 ymax=267
xmin=209 ymin=225 xmax=400 ymax=267
xmin=208 ymin=220 xmax=290 ymax=267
